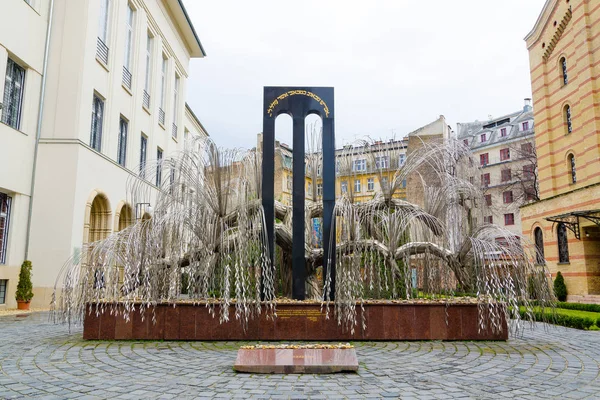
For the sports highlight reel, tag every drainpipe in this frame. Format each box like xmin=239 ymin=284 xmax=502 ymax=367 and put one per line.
xmin=24 ymin=0 xmax=55 ymax=259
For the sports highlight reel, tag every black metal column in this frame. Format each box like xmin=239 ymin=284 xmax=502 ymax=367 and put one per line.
xmin=292 ymin=115 xmax=306 ymax=300
xmin=322 ymin=117 xmax=336 ymax=299
xmin=261 ymin=113 xmax=275 ymax=300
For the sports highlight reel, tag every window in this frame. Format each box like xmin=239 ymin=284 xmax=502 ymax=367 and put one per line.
xmin=317 ymin=165 xmax=322 ymax=176
xmin=557 ymin=222 xmax=569 ymax=263
xmin=480 ymin=133 xmax=487 ymax=143
xmin=2 ymin=59 xmax=26 ymax=130
xmin=159 ymin=55 xmax=167 ymax=124
xmin=501 ymin=169 xmax=511 ymax=182
xmin=140 ymin=135 xmax=147 ymax=178
xmin=352 ymin=159 xmax=366 ymax=172
xmin=504 ymin=213 xmax=515 ymax=225
xmin=317 ymin=183 xmax=323 ymax=197
xmin=122 ymin=3 xmax=134 ymax=88
xmin=341 ymin=181 xmax=348 ymax=193
xmin=560 ymin=57 xmax=568 ymax=85
xmin=367 ymin=177 xmax=374 ymax=191
xmin=534 ymin=227 xmax=545 ymax=265
xmin=97 ymin=0 xmax=110 ymax=63
xmin=143 ymin=32 xmax=152 ymax=108
xmin=381 ymin=176 xmax=389 ymax=190
xmin=564 ymin=105 xmax=572 ymax=133
xmin=402 ymin=179 xmax=407 ymax=188
xmin=172 ymin=75 xmax=179 ymax=138
xmin=117 ymin=118 xmax=128 ymax=166
xmin=503 ymin=191 xmax=513 ymax=204
xmin=469 ymin=176 xmax=474 ymax=184
xmin=354 ymin=179 xmax=361 ymax=193
xmin=156 ymin=148 xmax=163 ymax=186
xmin=399 ymin=154 xmax=406 ymax=166
xmin=484 ymin=216 xmax=493 ymax=224
xmin=522 ymin=121 xmax=529 ymax=131
xmin=90 ymin=94 xmax=104 ymax=152
xmin=523 ymin=165 xmax=535 ymax=180
xmin=0 ymin=193 xmax=11 ymax=264
xmin=485 ymin=194 xmax=492 ymax=206
xmin=568 ymin=154 xmax=576 ymax=184
xmin=375 ymin=156 xmax=389 ymax=169
xmin=521 ymin=143 xmax=533 ymax=155
xmin=480 ymin=153 xmax=489 ymax=166
xmin=500 ymin=128 xmax=507 ymax=137
xmin=481 ymin=173 xmax=490 ymax=187
xmin=463 ymin=139 xmax=469 ymax=146
xmin=500 ymin=148 xmax=510 ymax=161
xmin=0 ymin=279 xmax=6 ymax=304
xmin=286 ymin=175 xmax=292 ymax=191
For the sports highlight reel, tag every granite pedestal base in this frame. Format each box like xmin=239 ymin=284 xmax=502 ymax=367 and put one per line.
xmin=234 ymin=348 xmax=359 ymax=373
xmin=83 ymin=302 xmax=508 ymax=341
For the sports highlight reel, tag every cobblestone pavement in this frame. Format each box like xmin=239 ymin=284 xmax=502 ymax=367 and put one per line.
xmin=1 ymin=312 xmax=599 ymax=399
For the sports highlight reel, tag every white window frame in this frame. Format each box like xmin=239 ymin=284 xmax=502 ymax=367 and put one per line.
xmin=160 ymin=55 xmax=167 ymax=110
xmin=317 ymin=183 xmax=323 ymax=197
xmin=367 ymin=177 xmax=374 ymax=191
xmin=354 ymin=179 xmax=361 ymax=193
xmin=144 ymin=32 xmax=153 ymax=93
xmin=123 ymin=3 xmax=135 ymax=71
xmin=0 ymin=193 xmax=11 ymax=265
xmin=90 ymin=94 xmax=104 ymax=152
xmin=2 ymin=58 xmax=26 ymax=130
xmin=341 ymin=181 xmax=348 ymax=193
xmin=140 ymin=134 xmax=147 ymax=177
xmin=375 ymin=156 xmax=389 ymax=169
xmin=399 ymin=154 xmax=406 ymax=166
xmin=353 ymin=158 xmax=366 ymax=172
xmin=117 ymin=117 xmax=128 ymax=167
xmin=98 ymin=0 xmax=111 ymax=43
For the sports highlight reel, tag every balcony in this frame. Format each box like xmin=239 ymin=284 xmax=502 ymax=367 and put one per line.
xmin=143 ymin=90 xmax=150 ymax=109
xmin=158 ymin=108 xmax=165 ymax=125
xmin=122 ymin=67 xmax=132 ymax=90
xmin=96 ymin=37 xmax=109 ymax=65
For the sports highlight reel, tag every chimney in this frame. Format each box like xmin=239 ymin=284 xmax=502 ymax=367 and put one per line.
xmin=524 ymin=98 xmax=532 ymax=112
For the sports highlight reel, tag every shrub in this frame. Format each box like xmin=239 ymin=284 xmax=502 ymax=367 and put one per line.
xmin=553 ymin=271 xmax=567 ymax=301
xmin=556 ymin=301 xmax=600 ymax=313
xmin=15 ymin=260 xmax=34 ymax=302
xmin=597 ymin=317 xmax=600 ymax=328
xmin=520 ymin=309 xmax=595 ymax=330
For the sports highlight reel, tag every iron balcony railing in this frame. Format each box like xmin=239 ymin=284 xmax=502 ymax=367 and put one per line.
xmin=122 ymin=67 xmax=132 ymax=89
xmin=96 ymin=37 xmax=109 ymax=65
xmin=158 ymin=108 xmax=165 ymax=125
xmin=143 ymin=90 xmax=150 ymax=109
xmin=172 ymin=123 xmax=177 ymax=139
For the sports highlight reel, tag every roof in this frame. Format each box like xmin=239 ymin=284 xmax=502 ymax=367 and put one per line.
xmin=166 ymin=0 xmax=207 ymax=57
xmin=185 ymin=103 xmax=209 ymax=136
xmin=457 ymin=107 xmax=534 ymax=150
xmin=524 ymin=0 xmax=555 ymax=44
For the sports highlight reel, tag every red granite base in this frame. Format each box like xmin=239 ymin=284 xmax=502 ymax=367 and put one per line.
xmin=234 ymin=348 xmax=359 ymax=373
xmin=83 ymin=302 xmax=508 ymax=341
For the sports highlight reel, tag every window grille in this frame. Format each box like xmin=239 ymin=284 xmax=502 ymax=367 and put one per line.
xmin=90 ymin=95 xmax=104 ymax=151
xmin=2 ymin=59 xmax=25 ymax=130
xmin=158 ymin=108 xmax=165 ymax=125
xmin=534 ymin=227 xmax=545 ymax=265
xmin=557 ymin=222 xmax=569 ymax=263
xmin=96 ymin=37 xmax=109 ymax=64
xmin=143 ymin=90 xmax=150 ymax=109
xmin=117 ymin=118 xmax=128 ymax=166
xmin=172 ymin=123 xmax=177 ymax=139
xmin=122 ymin=66 xmax=132 ymax=89
xmin=0 ymin=193 xmax=11 ymax=264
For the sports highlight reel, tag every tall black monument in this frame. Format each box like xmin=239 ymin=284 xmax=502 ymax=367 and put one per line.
xmin=262 ymin=87 xmax=336 ymax=300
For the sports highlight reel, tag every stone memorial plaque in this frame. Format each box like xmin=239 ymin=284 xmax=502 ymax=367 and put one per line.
xmin=233 ymin=348 xmax=359 ymax=374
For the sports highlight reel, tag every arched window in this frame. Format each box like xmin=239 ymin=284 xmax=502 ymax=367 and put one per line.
xmin=534 ymin=227 xmax=545 ymax=265
xmin=557 ymin=222 xmax=569 ymax=263
xmin=560 ymin=57 xmax=568 ymax=85
xmin=568 ymin=153 xmax=576 ymax=183
xmin=564 ymin=105 xmax=572 ymax=133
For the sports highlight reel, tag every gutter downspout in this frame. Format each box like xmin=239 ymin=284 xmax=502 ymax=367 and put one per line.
xmin=25 ymin=0 xmax=55 ymax=259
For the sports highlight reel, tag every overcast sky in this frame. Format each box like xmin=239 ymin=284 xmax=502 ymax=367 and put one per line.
xmin=183 ymin=0 xmax=547 ymax=150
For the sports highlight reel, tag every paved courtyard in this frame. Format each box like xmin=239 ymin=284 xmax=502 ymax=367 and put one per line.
xmin=0 ymin=312 xmax=599 ymax=399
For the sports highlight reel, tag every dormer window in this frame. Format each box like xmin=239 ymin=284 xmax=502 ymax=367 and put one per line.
xmin=522 ymin=121 xmax=529 ymax=131
xmin=480 ymin=133 xmax=487 ymax=143
xmin=463 ymin=139 xmax=469 ymax=146
xmin=500 ymin=128 xmax=507 ymax=137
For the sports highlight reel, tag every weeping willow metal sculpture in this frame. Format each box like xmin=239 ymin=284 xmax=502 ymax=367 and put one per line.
xmin=52 ymin=134 xmax=554 ymax=336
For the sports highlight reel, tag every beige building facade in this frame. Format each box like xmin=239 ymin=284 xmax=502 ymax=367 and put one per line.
xmin=522 ymin=0 xmax=600 ymax=301
xmin=457 ymin=102 xmax=537 ymax=237
xmin=0 ymin=0 xmax=207 ymax=308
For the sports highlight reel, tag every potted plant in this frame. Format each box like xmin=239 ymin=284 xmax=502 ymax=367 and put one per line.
xmin=15 ymin=260 xmax=34 ymax=310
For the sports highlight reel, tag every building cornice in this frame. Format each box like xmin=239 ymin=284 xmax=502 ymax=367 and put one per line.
xmin=524 ymin=0 xmax=555 ymax=45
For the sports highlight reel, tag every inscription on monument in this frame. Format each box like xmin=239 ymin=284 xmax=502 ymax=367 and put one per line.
xmin=277 ymin=309 xmax=324 ymax=322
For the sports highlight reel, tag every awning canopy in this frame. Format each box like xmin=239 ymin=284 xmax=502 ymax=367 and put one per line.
xmin=545 ymin=209 xmax=600 ymax=240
